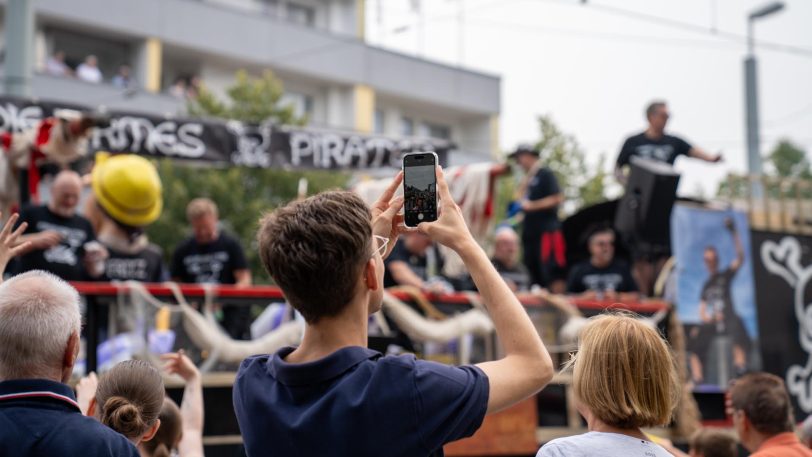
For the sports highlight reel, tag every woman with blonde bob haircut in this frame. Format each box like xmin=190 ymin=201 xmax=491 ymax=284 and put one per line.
xmin=538 ymin=313 xmax=680 ymax=456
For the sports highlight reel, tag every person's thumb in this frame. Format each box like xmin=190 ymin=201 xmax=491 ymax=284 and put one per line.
xmin=417 ymin=222 xmax=433 ymax=235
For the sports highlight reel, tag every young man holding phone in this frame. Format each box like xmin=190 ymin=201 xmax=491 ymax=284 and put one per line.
xmin=234 ymin=167 xmax=554 ymax=457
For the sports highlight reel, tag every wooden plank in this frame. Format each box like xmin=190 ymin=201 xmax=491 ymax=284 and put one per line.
xmin=444 ymin=397 xmax=538 ymax=456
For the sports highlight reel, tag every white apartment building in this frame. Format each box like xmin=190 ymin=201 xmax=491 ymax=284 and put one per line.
xmin=0 ymin=0 xmax=500 ymax=159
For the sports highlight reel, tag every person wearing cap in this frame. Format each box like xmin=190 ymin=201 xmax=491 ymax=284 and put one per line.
xmin=90 ymin=154 xmax=167 ymax=283
xmin=13 ymin=170 xmax=106 ymax=280
xmin=510 ymin=144 xmax=566 ymax=293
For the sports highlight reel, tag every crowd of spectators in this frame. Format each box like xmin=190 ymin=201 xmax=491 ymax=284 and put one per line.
xmin=2 ymin=166 xmax=812 ymax=455
xmin=43 ymin=50 xmax=201 ymax=96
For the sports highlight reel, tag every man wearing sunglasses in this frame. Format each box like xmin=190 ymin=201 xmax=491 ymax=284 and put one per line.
xmin=234 ymin=167 xmax=554 ymax=457
xmin=566 ymin=226 xmax=638 ymax=302
xmin=615 ymin=100 xmax=722 ymax=185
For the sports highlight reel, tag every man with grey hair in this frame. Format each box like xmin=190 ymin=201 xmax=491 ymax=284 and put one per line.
xmin=0 ymin=270 xmax=138 ymax=456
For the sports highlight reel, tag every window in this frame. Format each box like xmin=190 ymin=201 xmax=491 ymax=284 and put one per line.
xmin=287 ymin=3 xmax=316 ymax=27
xmin=419 ymin=121 xmax=451 ymax=140
xmin=281 ymin=91 xmax=315 ymax=119
xmin=374 ymin=109 xmax=385 ymax=134
xmin=400 ymin=117 xmax=414 ymax=137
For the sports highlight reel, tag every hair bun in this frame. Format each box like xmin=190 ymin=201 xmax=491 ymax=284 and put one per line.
xmin=101 ymin=395 xmax=146 ymax=438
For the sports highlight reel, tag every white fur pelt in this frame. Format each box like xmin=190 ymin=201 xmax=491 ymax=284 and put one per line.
xmin=0 ymin=115 xmax=90 ymax=215
xmin=381 ymin=291 xmax=494 ymax=343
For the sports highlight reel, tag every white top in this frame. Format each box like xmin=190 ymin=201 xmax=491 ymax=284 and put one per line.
xmin=76 ymin=64 xmax=102 ymax=83
xmin=537 ymin=431 xmax=673 ymax=457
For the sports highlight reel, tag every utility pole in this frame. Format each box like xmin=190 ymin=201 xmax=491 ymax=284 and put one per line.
xmin=744 ymin=2 xmax=784 ymax=198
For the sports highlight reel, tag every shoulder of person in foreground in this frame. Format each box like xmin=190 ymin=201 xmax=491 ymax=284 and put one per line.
xmin=537 ymin=436 xmax=584 ymax=457
xmin=54 ymin=413 xmax=140 ymax=456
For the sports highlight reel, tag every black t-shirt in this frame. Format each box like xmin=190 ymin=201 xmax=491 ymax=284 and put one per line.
xmin=384 ymin=239 xmax=444 ymax=288
xmin=701 ymin=267 xmax=738 ymax=321
xmin=492 ymin=258 xmax=531 ymax=292
xmin=616 ymin=132 xmax=692 ymax=168
xmin=523 ymin=167 xmax=561 ymax=235
xmin=566 ymin=259 xmax=638 ymax=294
xmin=103 ymin=244 xmax=167 ymax=283
xmin=171 ymin=233 xmax=248 ymax=284
xmin=15 ymin=205 xmax=96 ymax=281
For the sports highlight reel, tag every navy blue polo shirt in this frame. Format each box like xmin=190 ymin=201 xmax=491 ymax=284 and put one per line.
xmin=0 ymin=378 xmax=139 ymax=457
xmin=234 ymin=346 xmax=489 ymax=457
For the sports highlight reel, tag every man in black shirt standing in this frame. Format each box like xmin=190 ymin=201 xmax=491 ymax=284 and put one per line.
xmin=615 ymin=100 xmax=721 ymax=183
xmin=171 ymin=198 xmax=251 ymax=338
xmin=15 ymin=170 xmax=105 ymax=280
xmin=490 ymin=227 xmax=531 ymax=293
xmin=566 ymin=226 xmax=638 ymax=302
xmin=511 ymin=145 xmax=566 ymax=293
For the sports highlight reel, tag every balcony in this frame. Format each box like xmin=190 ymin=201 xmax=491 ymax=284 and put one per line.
xmin=30 ymin=74 xmax=184 ymax=116
xmin=29 ymin=0 xmax=499 ymax=115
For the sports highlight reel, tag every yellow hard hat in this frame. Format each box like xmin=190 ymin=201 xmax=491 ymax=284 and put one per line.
xmin=92 ymin=154 xmax=163 ymax=227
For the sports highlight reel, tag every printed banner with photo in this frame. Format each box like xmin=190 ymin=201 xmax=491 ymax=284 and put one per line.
xmin=671 ymin=205 xmax=760 ymax=388
xmin=751 ymin=231 xmax=812 ymax=422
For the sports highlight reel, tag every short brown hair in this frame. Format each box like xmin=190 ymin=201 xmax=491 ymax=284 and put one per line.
xmin=690 ymin=428 xmax=737 ymax=457
xmin=730 ymin=372 xmax=794 ymax=435
xmin=572 ymin=314 xmax=680 ymax=429
xmin=95 ymin=359 xmax=165 ymax=441
xmin=186 ymin=197 xmax=218 ymax=221
xmin=646 ymin=100 xmax=667 ymax=119
xmin=257 ymin=191 xmax=372 ymax=323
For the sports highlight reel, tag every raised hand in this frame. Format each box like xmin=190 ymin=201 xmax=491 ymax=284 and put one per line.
xmin=0 ymin=213 xmax=30 ymax=280
xmin=417 ymin=166 xmax=474 ymax=253
xmin=161 ymin=350 xmax=200 ymax=382
xmin=370 ymin=171 xmax=407 ymax=259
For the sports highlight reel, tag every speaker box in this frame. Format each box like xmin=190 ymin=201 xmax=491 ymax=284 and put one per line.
xmin=614 ymin=157 xmax=680 ymax=253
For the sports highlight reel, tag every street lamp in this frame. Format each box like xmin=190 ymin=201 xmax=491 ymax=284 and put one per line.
xmin=744 ymin=1 xmax=784 ymax=191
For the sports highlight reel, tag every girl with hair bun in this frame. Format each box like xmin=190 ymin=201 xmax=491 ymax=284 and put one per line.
xmin=88 ymin=359 xmax=165 ymax=445
xmin=77 ymin=352 xmax=205 ymax=457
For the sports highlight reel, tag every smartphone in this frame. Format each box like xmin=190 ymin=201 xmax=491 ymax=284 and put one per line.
xmin=402 ymin=152 xmax=438 ymax=227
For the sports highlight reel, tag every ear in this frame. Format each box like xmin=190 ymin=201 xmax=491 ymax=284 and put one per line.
xmin=87 ymin=397 xmax=97 ymax=418
xmin=141 ymin=418 xmax=161 ymax=442
xmin=364 ymin=259 xmax=379 ymax=291
xmin=61 ymin=330 xmax=80 ymax=383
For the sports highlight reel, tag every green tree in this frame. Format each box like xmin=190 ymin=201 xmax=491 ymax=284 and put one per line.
xmin=146 ymin=70 xmax=348 ymax=283
xmin=535 ymin=115 xmax=607 ymax=212
xmin=717 ymin=139 xmax=810 ymax=198
xmin=768 ymin=140 xmax=811 ymax=179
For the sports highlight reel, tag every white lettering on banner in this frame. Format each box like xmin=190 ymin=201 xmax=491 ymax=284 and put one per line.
xmin=92 ymin=116 xmax=206 ymax=159
xmin=0 ymin=103 xmax=44 ymax=133
xmin=289 ymin=131 xmax=437 ymax=169
xmin=760 ymin=237 xmax=812 ymax=413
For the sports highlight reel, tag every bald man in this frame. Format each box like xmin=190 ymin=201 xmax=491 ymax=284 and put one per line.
xmin=491 ymin=227 xmax=531 ymax=293
xmin=14 ymin=170 xmax=103 ymax=280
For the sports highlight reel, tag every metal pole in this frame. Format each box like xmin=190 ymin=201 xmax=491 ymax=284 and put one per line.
xmin=744 ymin=17 xmax=763 ymax=198
xmin=4 ymin=0 xmax=35 ymax=97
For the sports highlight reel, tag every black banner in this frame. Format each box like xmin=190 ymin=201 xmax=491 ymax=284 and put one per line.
xmin=752 ymin=230 xmax=812 ymax=421
xmin=0 ymin=96 xmax=451 ymax=169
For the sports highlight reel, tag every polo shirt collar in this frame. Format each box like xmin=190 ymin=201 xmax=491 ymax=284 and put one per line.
xmin=758 ymin=432 xmax=802 ymax=450
xmin=0 ymin=378 xmax=81 ymax=412
xmin=269 ymin=346 xmax=381 ymax=386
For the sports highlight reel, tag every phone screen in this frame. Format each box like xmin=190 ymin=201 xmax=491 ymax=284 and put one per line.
xmin=403 ymin=153 xmax=438 ymax=227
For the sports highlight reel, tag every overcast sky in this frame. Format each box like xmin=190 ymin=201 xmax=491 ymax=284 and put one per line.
xmin=366 ymin=0 xmax=812 ymax=198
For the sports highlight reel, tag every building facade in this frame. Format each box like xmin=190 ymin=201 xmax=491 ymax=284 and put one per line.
xmin=0 ymin=0 xmax=500 ymax=160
